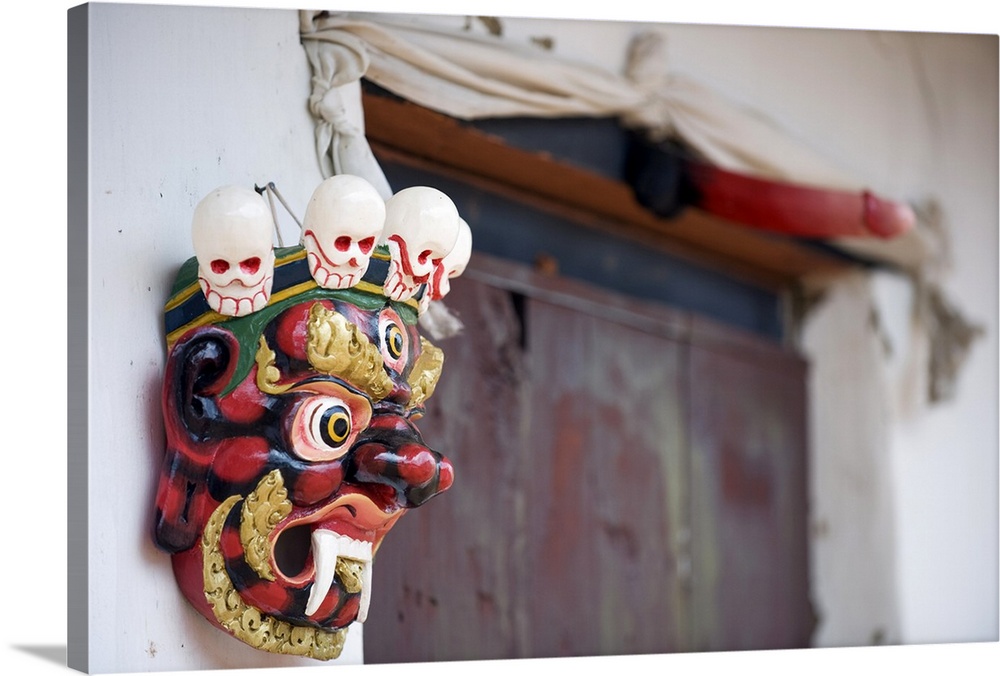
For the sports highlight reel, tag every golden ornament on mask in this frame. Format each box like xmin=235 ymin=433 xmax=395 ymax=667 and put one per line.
xmin=239 ymin=470 xmax=293 ymax=581
xmin=407 ymin=337 xmax=444 ymax=410
xmin=306 ymin=303 xmax=393 ymax=401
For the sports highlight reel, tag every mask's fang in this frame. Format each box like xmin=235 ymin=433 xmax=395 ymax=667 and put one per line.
xmin=305 ymin=529 xmax=373 ymax=620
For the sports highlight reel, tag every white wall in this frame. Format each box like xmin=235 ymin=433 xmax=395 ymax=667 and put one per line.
xmin=879 ymin=35 xmax=998 ymax=641
xmin=71 ymin=1 xmax=995 ymax=673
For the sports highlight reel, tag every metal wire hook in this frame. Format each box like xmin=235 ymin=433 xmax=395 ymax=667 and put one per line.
xmin=255 ymin=181 xmax=304 ymax=248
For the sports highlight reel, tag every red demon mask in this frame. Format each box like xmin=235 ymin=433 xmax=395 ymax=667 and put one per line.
xmin=153 ymin=245 xmax=454 ymax=660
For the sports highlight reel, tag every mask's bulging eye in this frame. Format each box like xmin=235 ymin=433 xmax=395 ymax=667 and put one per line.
xmin=304 ymin=398 xmax=354 ymax=455
xmin=317 ymin=405 xmax=351 ymax=448
xmin=378 ymin=309 xmax=409 ymax=372
xmin=290 ymin=392 xmax=371 ymax=462
xmin=384 ymin=324 xmax=404 ymax=360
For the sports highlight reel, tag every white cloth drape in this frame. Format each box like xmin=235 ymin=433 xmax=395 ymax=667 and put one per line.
xmin=299 ymin=11 xmax=863 ymax=193
xmin=301 ymin=21 xmax=392 ymax=198
xmin=299 ymin=10 xmax=934 ymax=271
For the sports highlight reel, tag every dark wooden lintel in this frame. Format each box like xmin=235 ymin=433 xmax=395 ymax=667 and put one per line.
xmin=361 ymin=91 xmax=853 ymax=291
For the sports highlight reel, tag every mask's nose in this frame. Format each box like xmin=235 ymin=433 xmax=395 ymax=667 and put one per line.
xmin=345 ymin=414 xmax=454 ymax=508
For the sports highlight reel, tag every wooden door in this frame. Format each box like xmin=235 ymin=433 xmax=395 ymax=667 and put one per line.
xmin=686 ymin=324 xmax=814 ymax=650
xmin=362 ymin=253 xmax=812 ymax=663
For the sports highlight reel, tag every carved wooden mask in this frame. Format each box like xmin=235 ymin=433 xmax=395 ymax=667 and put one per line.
xmin=154 ymin=192 xmax=459 ymax=660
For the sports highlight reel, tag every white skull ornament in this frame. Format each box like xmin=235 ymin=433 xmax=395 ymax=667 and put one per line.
xmin=381 ymin=186 xmax=461 ymax=302
xmin=302 ymin=175 xmax=387 ymax=289
xmin=427 ymin=217 xmax=472 ymax=302
xmin=191 ymin=185 xmax=276 ymax=317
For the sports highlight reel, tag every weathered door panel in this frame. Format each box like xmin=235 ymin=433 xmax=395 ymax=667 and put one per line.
xmin=364 ymin=254 xmax=812 ymax=663
xmin=518 ymin=297 xmax=689 ymax=658
xmin=687 ymin=340 xmax=814 ymax=651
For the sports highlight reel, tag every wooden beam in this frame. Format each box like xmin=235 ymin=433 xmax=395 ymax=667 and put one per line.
xmin=361 ymin=91 xmax=853 ymax=290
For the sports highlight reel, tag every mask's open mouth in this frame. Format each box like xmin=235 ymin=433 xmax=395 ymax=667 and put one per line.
xmin=198 ymin=470 xmax=406 ymax=660
xmin=270 ymin=503 xmax=393 ymax=623
xmin=201 ymin=492 xmax=346 ymax=660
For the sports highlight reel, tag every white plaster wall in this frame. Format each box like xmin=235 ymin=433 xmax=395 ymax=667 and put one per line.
xmin=85 ymin=3 xmax=363 ymax=672
xmin=878 ymin=38 xmax=999 ymax=642
xmin=800 ymin=274 xmax=904 ymax=647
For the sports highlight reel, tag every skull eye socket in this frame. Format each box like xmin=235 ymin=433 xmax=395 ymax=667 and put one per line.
xmin=334 ymin=236 xmax=352 ymax=252
xmin=240 ymin=257 xmax=261 ymax=275
xmin=358 ymin=237 xmax=375 ymax=255
xmin=211 ymin=259 xmax=230 ymax=274
xmin=417 ymin=249 xmax=432 ymax=265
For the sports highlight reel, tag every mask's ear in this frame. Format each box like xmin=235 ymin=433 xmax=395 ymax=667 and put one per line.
xmin=153 ymin=326 xmax=238 ymax=553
